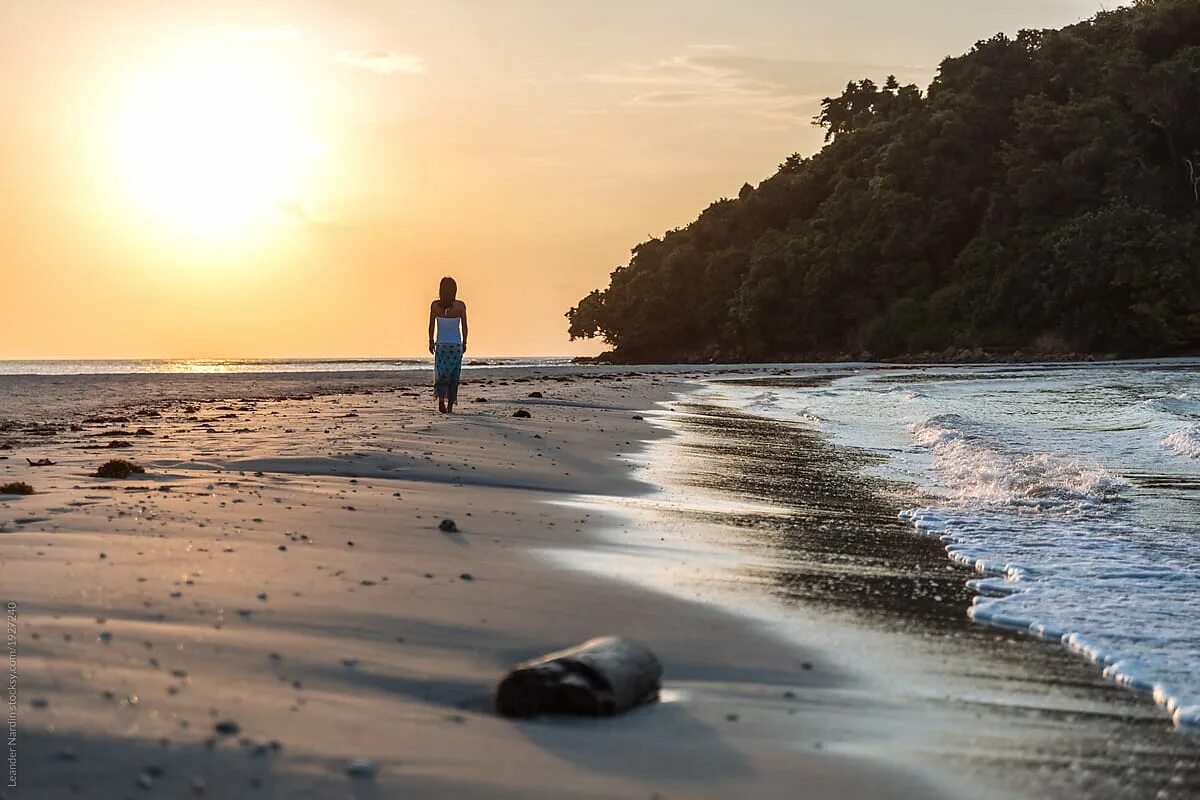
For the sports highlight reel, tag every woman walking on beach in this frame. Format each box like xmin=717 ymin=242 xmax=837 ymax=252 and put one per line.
xmin=428 ymin=276 xmax=468 ymax=413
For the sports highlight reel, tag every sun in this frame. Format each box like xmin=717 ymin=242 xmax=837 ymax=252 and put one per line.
xmin=109 ymin=49 xmax=325 ymax=237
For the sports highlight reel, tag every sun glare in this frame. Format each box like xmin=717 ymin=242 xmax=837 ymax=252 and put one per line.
xmin=109 ymin=49 xmax=325 ymax=237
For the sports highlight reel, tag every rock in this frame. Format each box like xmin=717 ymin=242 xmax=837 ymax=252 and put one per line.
xmin=512 ymin=409 xmax=531 ymax=418
xmin=438 ymin=519 xmax=458 ymax=532
xmin=459 ymin=573 xmax=474 ymax=581
xmin=346 ymin=759 xmax=376 ymax=779
xmin=213 ymin=720 xmax=240 ymax=736
xmin=495 ymin=636 xmax=662 ymax=718
xmin=527 ymin=391 xmax=543 ymax=398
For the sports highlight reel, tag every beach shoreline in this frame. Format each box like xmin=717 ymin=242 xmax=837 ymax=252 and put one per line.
xmin=582 ymin=389 xmax=1200 ymax=797
xmin=1 ymin=366 xmax=965 ymax=800
xmin=2 ymin=365 xmax=1196 ymax=798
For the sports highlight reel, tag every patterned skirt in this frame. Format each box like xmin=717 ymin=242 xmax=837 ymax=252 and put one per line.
xmin=433 ymin=343 xmax=464 ymax=403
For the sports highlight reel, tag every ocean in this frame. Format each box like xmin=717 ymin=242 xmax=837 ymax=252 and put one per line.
xmin=0 ymin=358 xmax=572 ymax=376
xmin=714 ymin=359 xmax=1200 ymax=731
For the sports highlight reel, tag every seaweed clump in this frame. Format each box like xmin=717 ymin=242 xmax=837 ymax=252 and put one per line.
xmin=95 ymin=459 xmax=145 ymax=479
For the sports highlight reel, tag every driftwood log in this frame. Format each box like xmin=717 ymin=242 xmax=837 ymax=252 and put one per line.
xmin=495 ymin=636 xmax=662 ymax=718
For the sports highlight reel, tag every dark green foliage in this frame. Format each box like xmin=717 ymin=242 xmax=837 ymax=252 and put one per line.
xmin=567 ymin=0 xmax=1200 ymax=361
xmin=95 ymin=459 xmax=146 ymax=479
xmin=0 ymin=482 xmax=34 ymax=495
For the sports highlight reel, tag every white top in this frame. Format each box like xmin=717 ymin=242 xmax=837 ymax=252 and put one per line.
xmin=435 ymin=315 xmax=463 ymax=344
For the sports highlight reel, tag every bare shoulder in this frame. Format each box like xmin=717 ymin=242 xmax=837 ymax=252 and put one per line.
xmin=456 ymin=299 xmax=467 ymax=313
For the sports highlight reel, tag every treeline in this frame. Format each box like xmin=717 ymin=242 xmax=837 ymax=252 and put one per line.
xmin=567 ymin=0 xmax=1200 ymax=362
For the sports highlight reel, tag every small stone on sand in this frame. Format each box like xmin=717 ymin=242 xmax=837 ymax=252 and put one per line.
xmin=214 ymin=720 xmax=240 ymax=736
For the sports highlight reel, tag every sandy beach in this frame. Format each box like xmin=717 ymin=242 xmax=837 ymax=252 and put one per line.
xmin=2 ymin=367 xmax=1197 ymax=799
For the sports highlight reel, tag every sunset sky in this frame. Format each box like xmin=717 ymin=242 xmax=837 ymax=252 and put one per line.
xmin=2 ymin=0 xmax=1122 ymax=359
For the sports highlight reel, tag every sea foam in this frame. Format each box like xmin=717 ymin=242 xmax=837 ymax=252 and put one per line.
xmin=1161 ymin=424 xmax=1200 ymax=459
xmin=907 ymin=414 xmax=1125 ymax=510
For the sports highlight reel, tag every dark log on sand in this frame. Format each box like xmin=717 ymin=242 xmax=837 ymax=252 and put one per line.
xmin=495 ymin=636 xmax=661 ymax=718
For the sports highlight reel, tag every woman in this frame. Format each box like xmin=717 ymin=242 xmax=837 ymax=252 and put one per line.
xmin=428 ymin=276 xmax=468 ymax=413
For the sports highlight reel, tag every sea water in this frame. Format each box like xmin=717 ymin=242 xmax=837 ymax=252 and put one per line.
xmin=0 ymin=357 xmax=571 ymax=376
xmin=717 ymin=359 xmax=1200 ymax=731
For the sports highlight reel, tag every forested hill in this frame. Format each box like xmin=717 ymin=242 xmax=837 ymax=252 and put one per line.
xmin=567 ymin=0 xmax=1200 ymax=363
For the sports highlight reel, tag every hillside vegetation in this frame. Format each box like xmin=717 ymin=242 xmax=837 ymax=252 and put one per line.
xmin=567 ymin=0 xmax=1200 ymax=362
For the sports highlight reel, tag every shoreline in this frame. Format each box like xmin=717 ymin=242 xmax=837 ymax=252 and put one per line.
xmin=4 ymin=365 xmax=1197 ymax=798
xmin=548 ymin=384 xmax=1200 ymax=798
xmin=0 ymin=367 xmax=961 ymax=799
xmin=573 ymin=352 xmax=1200 ymax=367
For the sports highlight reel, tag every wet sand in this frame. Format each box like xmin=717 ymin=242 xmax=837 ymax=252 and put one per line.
xmin=1 ymin=367 xmax=957 ymax=800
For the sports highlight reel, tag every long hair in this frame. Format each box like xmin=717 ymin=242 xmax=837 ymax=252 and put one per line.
xmin=438 ymin=276 xmax=457 ymax=311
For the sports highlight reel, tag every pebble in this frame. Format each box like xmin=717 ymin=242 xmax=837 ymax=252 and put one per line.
xmin=347 ymin=759 xmax=376 ymax=779
xmin=439 ymin=519 xmax=458 ymax=532
xmin=214 ymin=720 xmax=240 ymax=736
xmin=459 ymin=573 xmax=474 ymax=581
xmin=512 ymin=409 xmax=531 ymax=418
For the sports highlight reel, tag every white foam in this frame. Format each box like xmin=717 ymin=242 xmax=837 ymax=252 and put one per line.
xmin=901 ymin=504 xmax=1200 ymax=734
xmin=907 ymin=415 xmax=1125 ymax=510
xmin=1161 ymin=424 xmax=1200 ymax=459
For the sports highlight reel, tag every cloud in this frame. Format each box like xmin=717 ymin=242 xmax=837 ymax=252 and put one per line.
xmin=586 ymin=49 xmax=929 ymax=121
xmin=223 ymin=25 xmax=302 ymax=43
xmin=336 ymin=50 xmax=425 ymax=75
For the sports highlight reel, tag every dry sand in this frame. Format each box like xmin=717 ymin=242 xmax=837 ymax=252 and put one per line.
xmin=1 ymin=369 xmax=963 ymax=800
